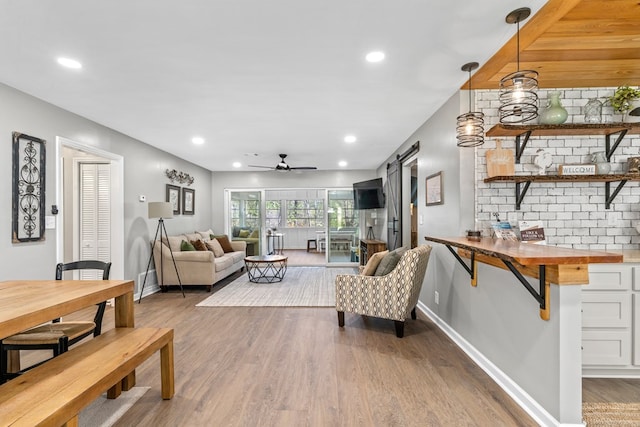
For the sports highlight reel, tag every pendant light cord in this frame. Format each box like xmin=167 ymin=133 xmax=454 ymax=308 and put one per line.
xmin=468 ymin=70 xmax=472 ymax=111
xmin=516 ymin=20 xmax=520 ymax=71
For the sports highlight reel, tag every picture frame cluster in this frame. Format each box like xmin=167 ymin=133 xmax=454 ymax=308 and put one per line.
xmin=166 ymin=184 xmax=195 ymax=215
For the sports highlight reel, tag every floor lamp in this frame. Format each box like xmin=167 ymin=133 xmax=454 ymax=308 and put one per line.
xmin=139 ymin=201 xmax=184 ymax=303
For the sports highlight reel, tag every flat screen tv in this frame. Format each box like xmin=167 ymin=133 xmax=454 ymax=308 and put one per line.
xmin=353 ymin=178 xmax=385 ymax=210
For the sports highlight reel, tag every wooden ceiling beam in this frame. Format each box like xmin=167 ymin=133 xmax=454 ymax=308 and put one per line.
xmin=519 ymin=48 xmax=640 ymax=62
xmin=466 ymin=0 xmax=582 ymax=89
xmin=464 ymin=0 xmax=640 ymax=90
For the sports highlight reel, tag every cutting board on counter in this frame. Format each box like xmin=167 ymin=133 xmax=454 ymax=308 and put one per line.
xmin=486 ymin=140 xmax=514 ymax=177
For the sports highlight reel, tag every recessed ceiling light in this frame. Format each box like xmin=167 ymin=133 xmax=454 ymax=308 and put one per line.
xmin=365 ymin=51 xmax=385 ymax=63
xmin=192 ymin=137 xmax=205 ymax=145
xmin=344 ymin=135 xmax=357 ymax=143
xmin=57 ymin=57 xmax=82 ymax=69
xmin=338 ymin=161 xmax=348 ymax=167
xmin=232 ymin=162 xmax=242 ymax=168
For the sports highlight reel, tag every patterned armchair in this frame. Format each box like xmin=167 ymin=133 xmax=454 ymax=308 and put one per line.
xmin=335 ymin=245 xmax=432 ymax=337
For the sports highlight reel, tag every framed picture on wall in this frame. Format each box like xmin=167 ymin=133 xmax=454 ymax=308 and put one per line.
xmin=182 ymin=188 xmax=195 ymax=215
xmin=425 ymin=171 xmax=443 ymax=206
xmin=12 ymin=132 xmax=46 ymax=242
xmin=166 ymin=184 xmax=181 ymax=214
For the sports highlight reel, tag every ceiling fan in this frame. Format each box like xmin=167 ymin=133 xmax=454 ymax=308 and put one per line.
xmin=249 ymin=154 xmax=317 ymax=172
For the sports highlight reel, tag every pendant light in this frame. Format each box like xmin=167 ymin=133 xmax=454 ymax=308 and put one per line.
xmin=456 ymin=62 xmax=484 ymax=147
xmin=498 ymin=7 xmax=538 ymax=124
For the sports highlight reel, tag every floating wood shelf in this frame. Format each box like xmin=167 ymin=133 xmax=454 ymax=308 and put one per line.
xmin=486 ymin=123 xmax=640 ymax=137
xmin=424 ymin=236 xmax=622 ymax=320
xmin=484 ymin=174 xmax=640 ymax=183
xmin=483 ymin=174 xmax=640 ymax=210
xmin=486 ymin=123 xmax=640 ymax=164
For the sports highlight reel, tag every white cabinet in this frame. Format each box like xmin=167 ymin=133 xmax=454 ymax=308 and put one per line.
xmin=582 ymin=330 xmax=631 ymax=366
xmin=581 ymin=264 xmax=640 ymax=376
xmin=582 ymin=292 xmax=630 ymax=328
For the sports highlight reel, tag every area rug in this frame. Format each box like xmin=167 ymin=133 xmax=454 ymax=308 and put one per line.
xmin=78 ymin=387 xmax=149 ymax=427
xmin=583 ymin=402 xmax=640 ymax=426
xmin=196 ymin=267 xmax=356 ymax=307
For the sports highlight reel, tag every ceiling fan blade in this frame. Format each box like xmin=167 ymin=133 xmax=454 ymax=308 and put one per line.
xmin=289 ymin=166 xmax=317 ymax=170
xmin=248 ymin=165 xmax=276 ymax=169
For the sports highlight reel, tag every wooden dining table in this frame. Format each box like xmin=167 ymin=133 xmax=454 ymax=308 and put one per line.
xmin=0 ymin=279 xmax=136 ymax=387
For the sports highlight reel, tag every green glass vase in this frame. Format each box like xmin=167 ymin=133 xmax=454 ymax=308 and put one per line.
xmin=540 ymin=91 xmax=568 ymax=125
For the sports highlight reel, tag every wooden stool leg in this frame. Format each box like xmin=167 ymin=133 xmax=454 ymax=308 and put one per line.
xmin=62 ymin=415 xmax=79 ymax=427
xmin=7 ymin=349 xmax=20 ymax=373
xmin=160 ymin=341 xmax=175 ymax=399
xmin=107 ymin=380 xmax=122 ymax=399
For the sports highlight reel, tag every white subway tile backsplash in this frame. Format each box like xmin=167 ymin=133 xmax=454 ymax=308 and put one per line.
xmin=475 ymin=86 xmax=640 ymax=250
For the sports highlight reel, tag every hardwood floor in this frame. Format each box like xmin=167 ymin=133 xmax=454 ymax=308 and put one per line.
xmin=86 ymin=274 xmax=538 ymax=427
xmin=16 ymin=271 xmax=640 ymax=425
xmin=583 ymin=378 xmax=640 ymax=404
xmin=284 ymin=249 xmax=326 ymax=266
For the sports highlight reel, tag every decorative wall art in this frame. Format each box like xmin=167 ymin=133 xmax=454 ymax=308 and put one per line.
xmin=165 ymin=169 xmax=194 ymax=185
xmin=425 ymin=171 xmax=443 ymax=206
xmin=182 ymin=188 xmax=195 ymax=215
xmin=12 ymin=132 xmax=46 ymax=242
xmin=166 ymin=184 xmax=181 ymax=214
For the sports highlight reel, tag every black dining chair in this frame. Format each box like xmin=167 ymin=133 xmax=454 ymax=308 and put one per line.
xmin=0 ymin=260 xmax=112 ymax=382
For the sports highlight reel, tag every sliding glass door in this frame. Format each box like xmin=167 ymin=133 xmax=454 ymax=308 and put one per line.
xmin=228 ymin=190 xmax=262 ymax=256
xmin=327 ymin=189 xmax=360 ymax=264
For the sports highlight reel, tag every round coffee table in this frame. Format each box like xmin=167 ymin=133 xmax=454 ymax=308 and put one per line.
xmin=244 ymin=255 xmax=288 ymax=283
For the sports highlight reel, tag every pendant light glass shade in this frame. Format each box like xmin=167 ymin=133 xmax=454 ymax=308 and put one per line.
xmin=498 ymin=7 xmax=538 ymax=124
xmin=456 ymin=62 xmax=485 ymax=147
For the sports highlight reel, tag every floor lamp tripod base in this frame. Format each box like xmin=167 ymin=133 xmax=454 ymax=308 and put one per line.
xmin=138 ymin=218 xmax=185 ymax=303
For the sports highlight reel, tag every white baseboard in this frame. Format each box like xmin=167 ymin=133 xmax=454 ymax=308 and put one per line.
xmin=416 ymin=301 xmax=585 ymax=427
xmin=136 ymin=269 xmax=160 ymax=301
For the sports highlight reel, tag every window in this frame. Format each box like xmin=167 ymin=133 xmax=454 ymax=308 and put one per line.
xmin=285 ymin=200 xmax=324 ymax=227
xmin=265 ymin=200 xmax=281 ymax=229
xmin=230 ymin=198 xmax=260 ymax=229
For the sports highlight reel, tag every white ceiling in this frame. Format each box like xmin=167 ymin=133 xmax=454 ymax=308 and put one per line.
xmin=0 ymin=0 xmax=545 ymax=172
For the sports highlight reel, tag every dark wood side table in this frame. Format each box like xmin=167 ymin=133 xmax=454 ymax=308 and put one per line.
xmin=359 ymin=239 xmax=387 ymax=266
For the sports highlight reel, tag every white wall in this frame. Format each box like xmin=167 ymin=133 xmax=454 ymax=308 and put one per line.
xmin=0 ymin=83 xmax=212 ymax=289
xmin=377 ymin=92 xmax=583 ymax=425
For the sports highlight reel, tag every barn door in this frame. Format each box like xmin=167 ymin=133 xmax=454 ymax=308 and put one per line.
xmin=386 ymin=159 xmax=402 ymax=251
xmin=79 ymin=162 xmax=111 ymax=279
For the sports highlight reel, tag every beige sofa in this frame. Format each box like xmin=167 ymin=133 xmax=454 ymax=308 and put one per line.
xmin=152 ymin=231 xmax=246 ymax=292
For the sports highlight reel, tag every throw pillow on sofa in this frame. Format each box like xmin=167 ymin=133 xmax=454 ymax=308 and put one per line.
xmin=181 ymin=240 xmax=196 ymax=251
xmin=191 ymin=239 xmax=207 ymax=251
xmin=213 ymin=235 xmax=234 ymax=253
xmin=205 ymin=239 xmax=225 ymax=257
xmin=196 ymin=229 xmax=214 ymax=241
xmin=238 ymin=229 xmax=251 ymax=238
xmin=361 ymin=250 xmax=389 ymax=276
xmin=249 ymin=229 xmax=260 ymax=239
xmin=374 ymin=247 xmax=407 ymax=276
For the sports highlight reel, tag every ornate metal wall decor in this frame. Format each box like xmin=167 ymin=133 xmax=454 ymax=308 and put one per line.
xmin=12 ymin=132 xmax=46 ymax=242
xmin=165 ymin=168 xmax=194 ymax=185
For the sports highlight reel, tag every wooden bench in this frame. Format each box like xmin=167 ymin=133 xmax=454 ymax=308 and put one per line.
xmin=0 ymin=327 xmax=174 ymax=427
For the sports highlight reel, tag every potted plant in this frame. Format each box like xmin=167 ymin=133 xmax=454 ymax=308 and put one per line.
xmin=607 ymin=85 xmax=640 ymax=121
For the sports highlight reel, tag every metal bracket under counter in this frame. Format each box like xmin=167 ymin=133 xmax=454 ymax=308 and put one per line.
xmin=442 ymin=240 xmax=548 ymax=319
xmin=425 ymin=236 xmax=623 ymax=321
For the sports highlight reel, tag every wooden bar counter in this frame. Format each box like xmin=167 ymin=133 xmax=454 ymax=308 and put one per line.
xmin=424 ymin=236 xmax=623 ymax=320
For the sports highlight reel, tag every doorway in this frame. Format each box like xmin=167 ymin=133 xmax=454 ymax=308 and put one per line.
xmin=227 ymin=190 xmax=263 ymax=256
xmin=55 ymin=137 xmax=124 ymax=281
xmin=388 ymin=142 xmax=420 ymax=251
